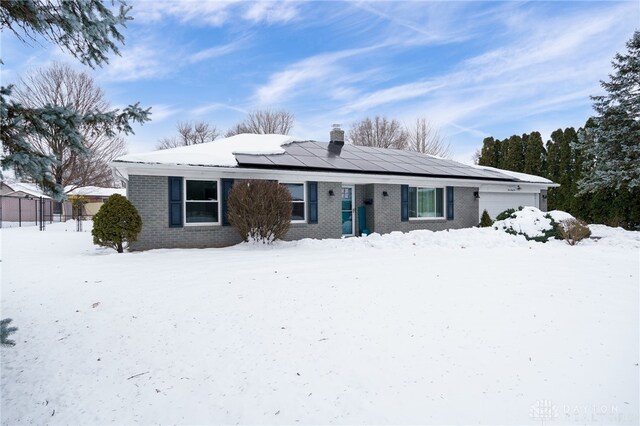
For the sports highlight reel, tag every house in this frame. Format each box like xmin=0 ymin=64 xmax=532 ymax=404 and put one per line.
xmin=111 ymin=129 xmax=557 ymax=250
xmin=65 ymin=186 xmax=127 ymax=217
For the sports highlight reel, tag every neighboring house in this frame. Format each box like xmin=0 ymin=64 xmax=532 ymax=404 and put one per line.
xmin=65 ymin=186 xmax=127 ymax=216
xmin=111 ymin=129 xmax=557 ymax=250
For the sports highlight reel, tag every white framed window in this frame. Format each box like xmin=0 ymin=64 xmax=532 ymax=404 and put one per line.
xmin=280 ymin=182 xmax=306 ymax=222
xmin=184 ymin=179 xmax=219 ymax=225
xmin=409 ymin=187 xmax=445 ymax=219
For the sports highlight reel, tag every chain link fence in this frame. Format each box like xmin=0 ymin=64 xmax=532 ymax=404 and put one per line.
xmin=0 ymin=195 xmax=73 ymax=229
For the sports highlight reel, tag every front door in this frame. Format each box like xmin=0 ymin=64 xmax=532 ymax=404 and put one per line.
xmin=341 ymin=185 xmax=354 ymax=236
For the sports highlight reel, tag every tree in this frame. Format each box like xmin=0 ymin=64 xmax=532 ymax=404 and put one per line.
xmin=576 ymin=30 xmax=640 ymax=193
xmin=13 ymin=63 xmax=127 ymax=189
xmin=478 ymin=136 xmax=500 ymax=167
xmin=501 ymin=135 xmax=525 ymax=171
xmin=405 ymin=117 xmax=451 ymax=157
xmin=524 ymin=131 xmax=545 ymax=176
xmin=157 ymin=121 xmax=219 ymax=150
xmin=0 ymin=0 xmax=150 ymax=200
xmin=225 ymin=109 xmax=294 ymax=136
xmin=92 ymin=194 xmax=142 ymax=253
xmin=1 ymin=318 xmax=17 ymax=347
xmin=347 ymin=116 xmax=408 ymax=149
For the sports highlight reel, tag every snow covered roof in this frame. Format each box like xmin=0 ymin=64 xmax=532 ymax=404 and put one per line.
xmin=471 ymin=165 xmax=554 ymax=184
xmin=66 ymin=186 xmax=126 ymax=197
xmin=1 ymin=180 xmax=51 ymax=199
xmin=113 ymin=133 xmax=554 ymax=185
xmin=114 ymin=134 xmax=295 ymax=168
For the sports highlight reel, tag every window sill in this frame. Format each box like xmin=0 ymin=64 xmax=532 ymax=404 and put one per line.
xmin=409 ymin=217 xmax=446 ymax=221
xmin=184 ymin=223 xmax=220 ymax=227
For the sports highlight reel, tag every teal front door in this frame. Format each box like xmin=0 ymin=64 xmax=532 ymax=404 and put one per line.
xmin=341 ymin=185 xmax=354 ymax=236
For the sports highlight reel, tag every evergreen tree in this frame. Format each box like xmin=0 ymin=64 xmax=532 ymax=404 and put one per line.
xmin=1 ymin=318 xmax=17 ymax=347
xmin=92 ymin=194 xmax=142 ymax=253
xmin=576 ymin=31 xmax=640 ymax=193
xmin=478 ymin=137 xmax=498 ymax=167
xmin=0 ymin=0 xmax=150 ymax=200
xmin=502 ymin=135 xmax=525 ymax=172
xmin=524 ymin=131 xmax=544 ymax=176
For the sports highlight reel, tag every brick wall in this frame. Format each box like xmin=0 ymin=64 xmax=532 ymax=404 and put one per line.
xmin=128 ymin=175 xmax=342 ymax=250
xmin=371 ymin=184 xmax=479 ymax=234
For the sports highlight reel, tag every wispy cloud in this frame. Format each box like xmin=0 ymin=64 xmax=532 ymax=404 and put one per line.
xmin=188 ymin=37 xmax=250 ymax=64
xmin=254 ymin=45 xmax=386 ymax=105
xmin=149 ymin=104 xmax=181 ymax=122
xmin=134 ymin=0 xmax=299 ymax=26
xmin=191 ymin=102 xmax=248 ymax=116
xmin=101 ymin=43 xmax=171 ymax=82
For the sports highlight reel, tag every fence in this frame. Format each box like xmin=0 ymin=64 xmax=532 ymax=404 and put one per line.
xmin=0 ymin=195 xmax=73 ymax=229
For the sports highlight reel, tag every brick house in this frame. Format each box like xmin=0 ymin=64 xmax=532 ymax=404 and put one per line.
xmin=111 ymin=129 xmax=556 ymax=250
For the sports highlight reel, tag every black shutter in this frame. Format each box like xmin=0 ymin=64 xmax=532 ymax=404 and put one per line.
xmin=168 ymin=176 xmax=183 ymax=227
xmin=401 ymin=185 xmax=409 ymax=222
xmin=221 ymin=178 xmax=234 ymax=226
xmin=307 ymin=181 xmax=318 ymax=224
xmin=446 ymin=186 xmax=454 ymax=220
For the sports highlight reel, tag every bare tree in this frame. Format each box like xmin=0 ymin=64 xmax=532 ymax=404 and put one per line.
xmin=347 ymin=116 xmax=408 ymax=149
xmin=406 ymin=117 xmax=451 ymax=158
xmin=13 ymin=63 xmax=127 ymax=189
xmin=157 ymin=121 xmax=220 ymax=150
xmin=225 ymin=109 xmax=295 ymax=137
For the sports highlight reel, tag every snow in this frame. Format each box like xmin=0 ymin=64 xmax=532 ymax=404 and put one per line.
xmin=65 ymin=186 xmax=126 ymax=197
xmin=114 ymin=134 xmax=296 ymax=167
xmin=1 ymin=223 xmax=638 ymax=424
xmin=493 ymin=206 xmax=562 ymax=238
xmin=472 ymin=165 xmax=554 ymax=184
xmin=1 ymin=180 xmax=51 ymax=199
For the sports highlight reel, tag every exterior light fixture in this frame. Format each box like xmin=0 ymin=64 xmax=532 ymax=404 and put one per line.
xmin=328 ymin=190 xmax=335 ymax=196
xmin=474 ymin=191 xmax=480 ymax=199
xmin=382 ymin=191 xmax=389 ymax=197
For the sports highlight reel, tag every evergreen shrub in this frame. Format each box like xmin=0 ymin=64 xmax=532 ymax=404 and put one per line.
xmin=92 ymin=194 xmax=142 ymax=253
xmin=479 ymin=209 xmax=493 ymax=227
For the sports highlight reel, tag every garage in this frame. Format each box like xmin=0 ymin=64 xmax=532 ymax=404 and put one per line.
xmin=479 ymin=192 xmax=539 ymax=219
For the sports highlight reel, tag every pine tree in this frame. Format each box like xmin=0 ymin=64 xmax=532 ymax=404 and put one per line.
xmin=0 ymin=1 xmax=150 ymax=200
xmin=478 ymin=137 xmax=497 ymax=167
xmin=576 ymin=30 xmax=640 ymax=193
xmin=502 ymin=135 xmax=525 ymax=172
xmin=1 ymin=318 xmax=17 ymax=347
xmin=524 ymin=131 xmax=544 ymax=175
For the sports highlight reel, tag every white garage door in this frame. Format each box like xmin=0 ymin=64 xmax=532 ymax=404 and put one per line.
xmin=479 ymin=192 xmax=538 ymax=219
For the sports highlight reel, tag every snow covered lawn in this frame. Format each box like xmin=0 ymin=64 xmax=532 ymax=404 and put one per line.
xmin=1 ymin=223 xmax=638 ymax=425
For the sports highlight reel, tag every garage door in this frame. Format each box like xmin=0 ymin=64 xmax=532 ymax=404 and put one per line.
xmin=479 ymin=192 xmax=538 ymax=219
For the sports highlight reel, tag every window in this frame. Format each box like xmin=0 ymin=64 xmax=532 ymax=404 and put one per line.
xmin=408 ymin=187 xmax=444 ymax=218
xmin=281 ymin=183 xmax=305 ymax=221
xmin=185 ymin=180 xmax=218 ymax=224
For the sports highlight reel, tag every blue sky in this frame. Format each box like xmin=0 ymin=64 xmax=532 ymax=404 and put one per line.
xmin=2 ymin=1 xmax=638 ymax=163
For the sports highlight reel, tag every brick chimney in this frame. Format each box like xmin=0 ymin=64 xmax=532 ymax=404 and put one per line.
xmin=329 ymin=124 xmax=344 ymax=146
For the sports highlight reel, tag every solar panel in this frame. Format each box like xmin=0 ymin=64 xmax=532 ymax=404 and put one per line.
xmin=234 ymin=140 xmax=521 ymax=182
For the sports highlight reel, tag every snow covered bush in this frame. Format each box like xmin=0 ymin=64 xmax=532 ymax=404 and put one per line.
xmin=228 ymin=180 xmax=292 ymax=244
xmin=479 ymin=209 xmax=493 ymax=227
xmin=493 ymin=207 xmax=563 ymax=243
xmin=495 ymin=208 xmax=517 ymax=221
xmin=92 ymin=194 xmax=142 ymax=253
xmin=558 ymin=218 xmax=591 ymax=245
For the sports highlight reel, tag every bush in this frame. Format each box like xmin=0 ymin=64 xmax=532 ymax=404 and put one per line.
xmin=92 ymin=194 xmax=142 ymax=253
xmin=495 ymin=208 xmax=517 ymax=221
xmin=479 ymin=209 xmax=493 ymax=227
xmin=1 ymin=318 xmax=17 ymax=347
xmin=558 ymin=218 xmax=591 ymax=245
xmin=228 ymin=180 xmax=292 ymax=243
